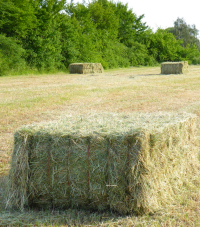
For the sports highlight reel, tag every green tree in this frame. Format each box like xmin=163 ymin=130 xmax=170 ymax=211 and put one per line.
xmin=111 ymin=1 xmax=147 ymax=47
xmin=180 ymin=44 xmax=200 ymax=64
xmin=5 ymin=0 xmax=200 ymax=74
xmin=61 ymin=2 xmax=103 ymax=66
xmin=21 ymin=0 xmax=65 ymax=71
xmin=0 ymin=0 xmax=37 ymax=38
xmin=166 ymin=18 xmax=200 ymax=49
xmin=88 ymin=0 xmax=119 ymax=37
xmin=0 ymin=34 xmax=26 ymax=76
xmin=63 ymin=0 xmax=129 ymax=69
xmin=146 ymin=29 xmax=183 ymax=62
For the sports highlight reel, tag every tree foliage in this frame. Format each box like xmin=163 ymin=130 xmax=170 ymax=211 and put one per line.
xmin=166 ymin=18 xmax=200 ymax=64
xmin=167 ymin=18 xmax=200 ymax=48
xmin=0 ymin=34 xmax=26 ymax=76
xmin=146 ymin=29 xmax=184 ymax=62
xmin=0 ymin=0 xmax=37 ymax=38
xmin=0 ymin=1 xmax=200 ymax=76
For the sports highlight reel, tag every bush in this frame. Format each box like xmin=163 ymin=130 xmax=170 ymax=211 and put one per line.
xmin=127 ymin=42 xmax=149 ymax=66
xmin=191 ymin=57 xmax=200 ymax=65
xmin=102 ymin=41 xmax=130 ymax=69
xmin=0 ymin=34 xmax=26 ymax=76
xmin=180 ymin=44 xmax=200 ymax=65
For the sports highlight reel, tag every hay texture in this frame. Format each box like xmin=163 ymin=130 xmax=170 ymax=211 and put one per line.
xmin=6 ymin=112 xmax=200 ymax=214
xmin=161 ymin=61 xmax=188 ymax=74
xmin=69 ymin=63 xmax=103 ymax=74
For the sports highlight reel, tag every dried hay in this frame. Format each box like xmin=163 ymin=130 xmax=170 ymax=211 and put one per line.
xmin=6 ymin=112 xmax=200 ymax=214
xmin=69 ymin=63 xmax=104 ymax=74
xmin=161 ymin=61 xmax=189 ymax=74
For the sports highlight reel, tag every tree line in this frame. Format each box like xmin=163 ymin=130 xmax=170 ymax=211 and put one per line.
xmin=0 ymin=0 xmax=200 ymax=76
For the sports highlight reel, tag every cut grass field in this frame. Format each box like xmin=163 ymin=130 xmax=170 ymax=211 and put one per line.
xmin=0 ymin=65 xmax=200 ymax=226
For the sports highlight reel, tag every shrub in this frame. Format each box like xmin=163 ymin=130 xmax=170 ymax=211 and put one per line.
xmin=102 ymin=41 xmax=130 ymax=69
xmin=0 ymin=34 xmax=26 ymax=76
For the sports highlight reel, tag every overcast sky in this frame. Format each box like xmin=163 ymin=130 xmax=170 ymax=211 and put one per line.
xmin=71 ymin=0 xmax=200 ymax=35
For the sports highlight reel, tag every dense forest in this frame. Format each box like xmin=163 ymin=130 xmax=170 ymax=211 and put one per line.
xmin=1 ymin=0 xmax=200 ymax=76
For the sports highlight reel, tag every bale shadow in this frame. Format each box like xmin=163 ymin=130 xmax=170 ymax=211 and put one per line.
xmin=135 ymin=74 xmax=161 ymax=77
xmin=0 ymin=206 xmax=135 ymax=226
xmin=0 ymin=175 xmax=8 ymax=210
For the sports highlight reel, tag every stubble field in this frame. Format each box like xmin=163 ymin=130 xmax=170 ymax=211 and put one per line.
xmin=0 ymin=65 xmax=200 ymax=226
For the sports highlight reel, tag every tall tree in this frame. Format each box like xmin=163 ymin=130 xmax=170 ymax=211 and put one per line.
xmin=166 ymin=18 xmax=200 ymax=49
xmin=22 ymin=0 xmax=65 ymax=70
xmin=0 ymin=0 xmax=37 ymax=38
xmin=111 ymin=1 xmax=147 ymax=47
xmin=147 ymin=29 xmax=184 ymax=62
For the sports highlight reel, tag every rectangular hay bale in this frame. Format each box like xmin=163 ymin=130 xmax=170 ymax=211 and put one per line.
xmin=6 ymin=112 xmax=200 ymax=214
xmin=69 ymin=63 xmax=104 ymax=74
xmin=161 ymin=61 xmax=188 ymax=74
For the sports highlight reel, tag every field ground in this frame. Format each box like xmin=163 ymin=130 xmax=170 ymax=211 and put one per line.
xmin=0 ymin=65 xmax=200 ymax=226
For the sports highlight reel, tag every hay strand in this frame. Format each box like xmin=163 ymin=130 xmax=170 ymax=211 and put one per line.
xmin=161 ymin=61 xmax=189 ymax=74
xmin=6 ymin=112 xmax=200 ymax=214
xmin=69 ymin=63 xmax=104 ymax=74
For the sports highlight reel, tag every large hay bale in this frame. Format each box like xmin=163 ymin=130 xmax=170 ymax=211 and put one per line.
xmin=69 ymin=63 xmax=103 ymax=74
xmin=161 ymin=61 xmax=188 ymax=74
xmin=6 ymin=112 xmax=200 ymax=214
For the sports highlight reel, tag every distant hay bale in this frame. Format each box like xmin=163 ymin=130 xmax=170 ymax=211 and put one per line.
xmin=6 ymin=112 xmax=200 ymax=214
xmin=69 ymin=63 xmax=104 ymax=74
xmin=161 ymin=61 xmax=189 ymax=74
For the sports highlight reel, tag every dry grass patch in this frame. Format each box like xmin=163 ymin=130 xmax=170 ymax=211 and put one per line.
xmin=1 ymin=65 xmax=200 ymax=226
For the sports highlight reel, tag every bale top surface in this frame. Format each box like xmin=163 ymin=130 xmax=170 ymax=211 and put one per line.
xmin=17 ymin=112 xmax=195 ymax=136
xmin=161 ymin=61 xmax=187 ymax=65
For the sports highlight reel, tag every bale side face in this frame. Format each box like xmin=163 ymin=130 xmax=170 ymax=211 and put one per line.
xmin=161 ymin=61 xmax=188 ymax=74
xmin=7 ymin=113 xmax=200 ymax=214
xmin=69 ymin=63 xmax=103 ymax=74
xmin=69 ymin=64 xmax=84 ymax=74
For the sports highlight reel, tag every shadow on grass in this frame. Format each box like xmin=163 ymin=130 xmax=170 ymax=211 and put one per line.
xmin=0 ymin=207 xmax=134 ymax=226
xmin=0 ymin=175 xmax=7 ymax=209
xmin=129 ymin=74 xmax=161 ymax=79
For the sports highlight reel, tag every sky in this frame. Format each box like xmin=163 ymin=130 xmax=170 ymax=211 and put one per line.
xmin=71 ymin=0 xmax=200 ymax=35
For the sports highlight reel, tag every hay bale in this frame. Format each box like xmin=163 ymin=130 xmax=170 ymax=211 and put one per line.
xmin=69 ymin=63 xmax=104 ymax=74
xmin=161 ymin=61 xmax=189 ymax=74
xmin=6 ymin=112 xmax=200 ymax=214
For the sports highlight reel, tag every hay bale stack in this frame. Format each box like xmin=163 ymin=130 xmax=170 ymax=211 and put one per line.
xmin=6 ymin=112 xmax=200 ymax=214
xmin=69 ymin=63 xmax=103 ymax=74
xmin=161 ymin=61 xmax=188 ymax=74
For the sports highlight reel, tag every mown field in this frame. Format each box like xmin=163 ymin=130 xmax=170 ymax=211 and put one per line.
xmin=0 ymin=65 xmax=200 ymax=226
